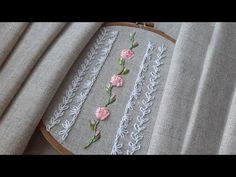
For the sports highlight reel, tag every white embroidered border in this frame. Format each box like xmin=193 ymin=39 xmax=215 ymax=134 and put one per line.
xmin=46 ymin=28 xmax=118 ymax=132
xmin=57 ymin=30 xmax=119 ymax=142
xmin=111 ymin=42 xmax=155 ymax=155
xmin=127 ymin=44 xmax=166 ymax=155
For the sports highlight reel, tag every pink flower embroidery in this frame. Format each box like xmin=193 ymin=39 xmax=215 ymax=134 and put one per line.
xmin=95 ymin=107 xmax=110 ymax=121
xmin=85 ymin=32 xmax=138 ymax=149
xmin=120 ymin=49 xmax=135 ymax=60
xmin=110 ymin=75 xmax=124 ymax=87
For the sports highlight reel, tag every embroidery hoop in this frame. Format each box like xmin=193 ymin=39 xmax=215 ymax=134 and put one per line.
xmin=39 ymin=22 xmax=176 ymax=155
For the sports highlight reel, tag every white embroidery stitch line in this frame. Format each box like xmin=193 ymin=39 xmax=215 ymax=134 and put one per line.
xmin=111 ymin=42 xmax=155 ymax=155
xmin=46 ymin=28 xmax=118 ymax=132
xmin=57 ymin=30 xmax=119 ymax=142
xmin=127 ymin=44 xmax=167 ymax=155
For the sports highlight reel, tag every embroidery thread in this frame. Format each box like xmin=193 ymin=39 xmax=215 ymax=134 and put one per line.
xmin=46 ymin=28 xmax=118 ymax=132
xmin=57 ymin=29 xmax=119 ymax=142
xmin=127 ymin=44 xmax=166 ymax=155
xmin=84 ymin=32 xmax=139 ymax=149
xmin=111 ymin=42 xmax=155 ymax=154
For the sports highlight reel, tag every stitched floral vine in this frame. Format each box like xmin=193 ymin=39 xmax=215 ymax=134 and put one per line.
xmin=84 ymin=32 xmax=139 ymax=149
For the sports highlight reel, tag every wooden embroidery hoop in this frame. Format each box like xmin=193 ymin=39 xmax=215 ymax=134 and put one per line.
xmin=39 ymin=22 xmax=176 ymax=155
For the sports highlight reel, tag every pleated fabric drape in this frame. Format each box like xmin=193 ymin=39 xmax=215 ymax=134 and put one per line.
xmin=0 ymin=22 xmax=102 ymax=154
xmin=148 ymin=23 xmax=236 ymax=154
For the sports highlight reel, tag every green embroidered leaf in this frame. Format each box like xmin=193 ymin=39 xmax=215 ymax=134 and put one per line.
xmin=93 ymin=120 xmax=100 ymax=131
xmin=89 ymin=120 xmax=95 ymax=131
xmin=95 ymin=120 xmax=100 ymax=126
xmin=95 ymin=130 xmax=100 ymax=136
xmin=109 ymin=97 xmax=116 ymax=104
xmin=105 ymin=87 xmax=110 ymax=93
xmin=105 ymin=84 xmax=112 ymax=94
xmin=90 ymin=120 xmax=99 ymax=131
xmin=93 ymin=133 xmax=101 ymax=143
xmin=132 ymin=41 xmax=139 ymax=48
xmin=129 ymin=32 xmax=136 ymax=41
xmin=121 ymin=68 xmax=129 ymax=75
xmin=110 ymin=94 xmax=116 ymax=101
xmin=119 ymin=57 xmax=125 ymax=65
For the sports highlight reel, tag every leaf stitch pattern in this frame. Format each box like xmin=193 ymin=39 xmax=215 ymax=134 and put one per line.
xmin=127 ymin=44 xmax=167 ymax=155
xmin=57 ymin=29 xmax=119 ymax=142
xmin=46 ymin=28 xmax=118 ymax=133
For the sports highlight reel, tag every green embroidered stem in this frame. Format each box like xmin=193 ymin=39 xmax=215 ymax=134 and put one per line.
xmin=118 ymin=59 xmax=125 ymax=75
xmin=84 ymin=133 xmax=101 ymax=149
xmin=84 ymin=120 xmax=100 ymax=149
xmin=129 ymin=32 xmax=138 ymax=50
xmin=105 ymin=86 xmax=114 ymax=107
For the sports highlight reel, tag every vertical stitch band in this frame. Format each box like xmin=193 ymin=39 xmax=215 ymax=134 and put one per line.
xmin=46 ymin=28 xmax=118 ymax=132
xmin=127 ymin=44 xmax=166 ymax=155
xmin=57 ymin=30 xmax=119 ymax=142
xmin=111 ymin=42 xmax=155 ymax=155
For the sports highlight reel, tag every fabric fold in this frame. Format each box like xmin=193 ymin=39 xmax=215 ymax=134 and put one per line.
xmin=180 ymin=23 xmax=236 ymax=154
xmin=147 ymin=23 xmax=216 ymax=154
xmin=148 ymin=23 xmax=236 ymax=154
xmin=0 ymin=22 xmax=102 ymax=154
xmin=218 ymin=84 xmax=236 ymax=154
xmin=0 ymin=22 xmax=67 ymax=118
xmin=0 ymin=22 xmax=28 ymax=67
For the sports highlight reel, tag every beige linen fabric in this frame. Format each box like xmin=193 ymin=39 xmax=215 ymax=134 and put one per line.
xmin=0 ymin=22 xmax=102 ymax=154
xmin=0 ymin=23 xmax=67 ymax=117
xmin=0 ymin=23 xmax=28 ymax=67
xmin=148 ymin=23 xmax=236 ymax=154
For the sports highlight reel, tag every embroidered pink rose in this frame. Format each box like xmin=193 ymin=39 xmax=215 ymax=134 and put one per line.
xmin=120 ymin=49 xmax=135 ymax=60
xmin=95 ymin=107 xmax=110 ymax=121
xmin=110 ymin=74 xmax=123 ymax=87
